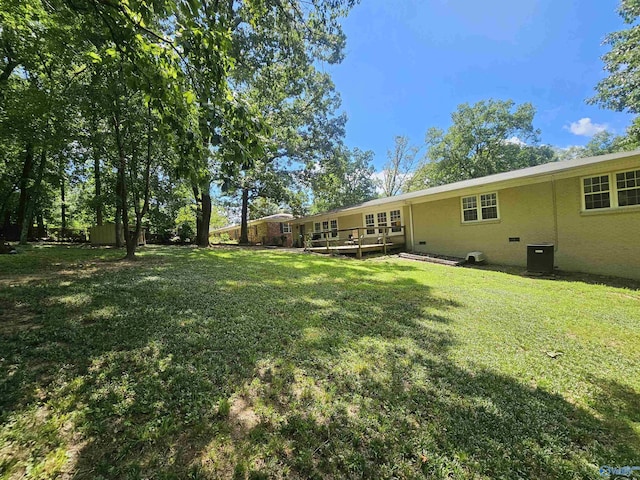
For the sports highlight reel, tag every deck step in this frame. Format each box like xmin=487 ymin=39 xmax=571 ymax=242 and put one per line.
xmin=398 ymin=252 xmax=466 ymax=266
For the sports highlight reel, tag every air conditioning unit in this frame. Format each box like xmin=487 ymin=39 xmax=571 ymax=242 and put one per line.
xmin=527 ymin=244 xmax=554 ymax=274
xmin=465 ymin=251 xmax=486 ymax=264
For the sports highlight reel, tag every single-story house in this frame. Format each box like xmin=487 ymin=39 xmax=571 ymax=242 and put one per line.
xmin=211 ymin=213 xmax=295 ymax=247
xmin=291 ymin=150 xmax=640 ymax=280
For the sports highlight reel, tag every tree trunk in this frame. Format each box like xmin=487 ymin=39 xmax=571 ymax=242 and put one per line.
xmin=198 ymin=190 xmax=212 ymax=247
xmin=113 ymin=115 xmax=134 ymax=259
xmin=129 ymin=108 xmax=153 ymax=253
xmin=239 ymin=186 xmax=249 ymax=244
xmin=115 ymin=177 xmax=122 ymax=248
xmin=119 ymin=161 xmax=135 ymax=259
xmin=95 ymin=154 xmax=102 ymax=226
xmin=90 ymin=110 xmax=104 ymax=227
xmin=60 ymin=163 xmax=67 ymax=235
xmin=20 ymin=148 xmax=47 ymax=245
xmin=192 ymin=183 xmax=203 ymax=245
xmin=0 ymin=179 xmax=18 ymax=225
xmin=2 ymin=210 xmax=11 ymax=237
xmin=36 ymin=211 xmax=45 ymax=238
xmin=17 ymin=143 xmax=34 ymax=236
xmin=122 ymin=178 xmax=135 ymax=259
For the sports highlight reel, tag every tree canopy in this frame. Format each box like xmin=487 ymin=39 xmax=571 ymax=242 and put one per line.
xmin=308 ymin=147 xmax=377 ymax=212
xmin=407 ymin=99 xmax=557 ymax=189
xmin=0 ymin=0 xmax=359 ymax=254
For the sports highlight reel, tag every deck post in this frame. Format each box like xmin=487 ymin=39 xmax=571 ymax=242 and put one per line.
xmin=383 ymin=227 xmax=387 ymax=255
xmin=403 ymin=225 xmax=407 ymax=251
xmin=357 ymin=227 xmax=362 ymax=259
xmin=325 ymin=233 xmax=329 ymax=251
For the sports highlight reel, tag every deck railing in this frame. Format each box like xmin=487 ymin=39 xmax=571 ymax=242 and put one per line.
xmin=302 ymin=225 xmax=406 ymax=258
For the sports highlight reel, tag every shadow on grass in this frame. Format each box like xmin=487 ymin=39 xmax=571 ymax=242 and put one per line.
xmin=0 ymin=246 xmax=638 ymax=479
xmin=463 ymin=262 xmax=640 ymax=291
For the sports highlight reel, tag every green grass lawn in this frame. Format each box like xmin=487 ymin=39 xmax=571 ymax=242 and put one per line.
xmin=0 ymin=245 xmax=639 ymax=479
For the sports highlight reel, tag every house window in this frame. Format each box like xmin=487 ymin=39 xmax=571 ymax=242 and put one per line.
xmin=616 ymin=169 xmax=640 ymax=207
xmin=390 ymin=209 xmax=401 ymax=232
xmin=363 ymin=210 xmax=403 ymax=235
xmin=377 ymin=212 xmax=387 ymax=234
xmin=462 ymin=196 xmax=478 ymax=222
xmin=281 ymin=223 xmax=292 ymax=234
xmin=313 ymin=219 xmax=338 ymax=238
xmin=461 ymin=193 xmax=499 ymax=222
xmin=480 ymin=193 xmax=498 ymax=219
xmin=583 ymin=175 xmax=611 ymax=210
xmin=365 ymin=214 xmax=375 ymax=235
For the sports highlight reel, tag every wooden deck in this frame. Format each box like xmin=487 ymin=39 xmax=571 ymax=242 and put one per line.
xmin=303 ymin=225 xmax=407 ymax=258
xmin=306 ymin=242 xmax=404 ymax=257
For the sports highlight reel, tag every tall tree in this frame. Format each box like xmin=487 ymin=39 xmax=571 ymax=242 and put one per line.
xmin=589 ymin=0 xmax=640 ymax=146
xmin=381 ymin=136 xmax=420 ymax=197
xmin=409 ymin=99 xmax=556 ymax=188
xmin=309 ymin=147 xmax=377 ymax=212
xmin=215 ymin=1 xmax=351 ymax=244
xmin=590 ymin=0 xmax=640 ymax=116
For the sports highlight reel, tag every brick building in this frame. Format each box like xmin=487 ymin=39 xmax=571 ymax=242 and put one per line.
xmin=210 ymin=213 xmax=295 ymax=247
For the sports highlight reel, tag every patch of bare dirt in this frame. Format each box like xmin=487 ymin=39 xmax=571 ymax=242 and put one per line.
xmin=228 ymin=396 xmax=260 ymax=439
xmin=0 ymin=300 xmax=38 ymax=334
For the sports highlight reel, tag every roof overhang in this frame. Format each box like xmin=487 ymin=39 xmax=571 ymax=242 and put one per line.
xmin=292 ymin=149 xmax=640 ymax=223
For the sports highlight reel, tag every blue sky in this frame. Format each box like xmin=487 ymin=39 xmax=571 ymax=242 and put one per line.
xmin=326 ymin=0 xmax=635 ymax=172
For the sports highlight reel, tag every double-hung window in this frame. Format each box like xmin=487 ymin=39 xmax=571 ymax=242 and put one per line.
xmin=462 ymin=196 xmax=478 ymax=222
xmin=281 ymin=223 xmax=292 ymax=234
xmin=377 ymin=212 xmax=388 ymax=234
xmin=582 ymin=169 xmax=640 ymax=210
xmin=313 ymin=220 xmax=338 ymax=238
xmin=390 ymin=209 xmax=402 ymax=232
xmin=616 ymin=169 xmax=640 ymax=207
xmin=461 ymin=192 xmax=499 ymax=223
xmin=363 ymin=209 xmax=403 ymax=236
xmin=583 ymin=175 xmax=611 ymax=210
xmin=365 ymin=214 xmax=375 ymax=235
xmin=330 ymin=219 xmax=338 ymax=237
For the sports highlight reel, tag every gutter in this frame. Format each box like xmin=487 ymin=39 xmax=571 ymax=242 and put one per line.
xmin=408 ymin=201 xmax=415 ymax=251
xmin=552 ymin=176 xmax=559 ymax=252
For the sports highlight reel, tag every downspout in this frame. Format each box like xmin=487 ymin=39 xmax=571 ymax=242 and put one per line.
xmin=551 ymin=177 xmax=559 ymax=252
xmin=408 ymin=202 xmax=415 ymax=252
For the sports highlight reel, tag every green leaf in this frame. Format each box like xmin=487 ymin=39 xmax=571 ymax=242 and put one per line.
xmin=183 ymin=91 xmax=196 ymax=104
xmin=86 ymin=51 xmax=102 ymax=63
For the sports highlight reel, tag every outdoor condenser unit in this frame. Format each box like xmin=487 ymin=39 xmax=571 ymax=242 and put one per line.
xmin=527 ymin=244 xmax=554 ymax=274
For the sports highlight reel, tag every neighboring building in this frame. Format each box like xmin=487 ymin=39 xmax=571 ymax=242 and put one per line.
xmin=292 ymin=150 xmax=640 ymax=280
xmin=89 ymin=223 xmax=146 ymax=246
xmin=211 ymin=214 xmax=295 ymax=247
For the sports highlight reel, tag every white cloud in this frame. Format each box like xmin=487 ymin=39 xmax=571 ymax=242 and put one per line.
xmin=565 ymin=118 xmax=608 ymax=137
xmin=504 ymin=136 xmax=527 ymax=146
